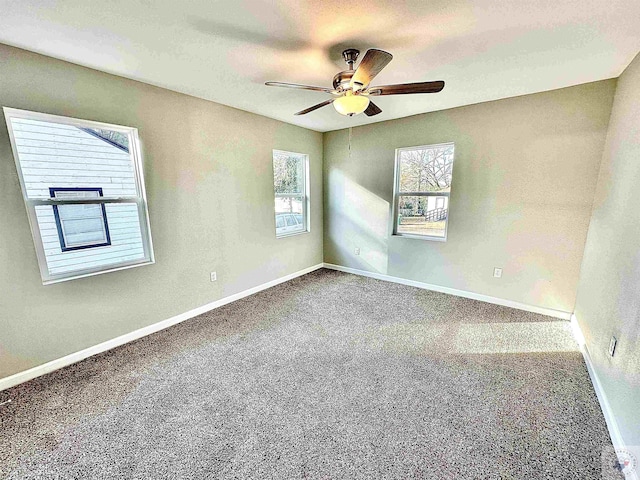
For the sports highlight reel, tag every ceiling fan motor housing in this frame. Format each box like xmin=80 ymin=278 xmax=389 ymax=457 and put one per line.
xmin=334 ymin=49 xmax=363 ymax=91
xmin=342 ymin=48 xmax=359 ymax=67
xmin=333 ymin=70 xmax=355 ymax=91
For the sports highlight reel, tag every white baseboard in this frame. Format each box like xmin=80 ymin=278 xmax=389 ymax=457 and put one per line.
xmin=0 ymin=263 xmax=324 ymax=393
xmin=323 ymin=263 xmax=572 ymax=320
xmin=570 ymin=314 xmax=587 ymax=347
xmin=581 ymin=345 xmax=625 ymax=448
xmin=572 ymin=315 xmax=639 ymax=480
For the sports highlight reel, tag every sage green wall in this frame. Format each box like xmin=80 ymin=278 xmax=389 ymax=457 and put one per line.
xmin=323 ymin=80 xmax=616 ymax=313
xmin=574 ymin=53 xmax=640 ymax=446
xmin=0 ymin=44 xmax=323 ymax=379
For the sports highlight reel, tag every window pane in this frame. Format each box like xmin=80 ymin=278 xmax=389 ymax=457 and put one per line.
xmin=52 ymin=189 xmax=108 ymax=248
xmin=61 ymin=217 xmax=107 ymax=246
xmin=397 ymin=195 xmax=448 ymax=238
xmin=273 ymin=151 xmax=304 ymax=195
xmin=57 ymin=203 xmax=104 ymax=221
xmin=9 ymin=117 xmax=137 ymax=199
xmin=274 ymin=195 xmax=303 ymax=214
xmin=273 ymin=149 xmax=308 ymax=238
xmin=35 ymin=203 xmax=145 ymax=276
xmin=275 ymin=197 xmax=304 ymax=236
xmin=398 ymin=144 xmax=454 ymax=193
xmin=52 ymin=190 xmax=100 ymax=200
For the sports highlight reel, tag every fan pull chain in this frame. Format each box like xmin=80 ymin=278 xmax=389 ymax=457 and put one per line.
xmin=348 ymin=126 xmax=352 ymax=160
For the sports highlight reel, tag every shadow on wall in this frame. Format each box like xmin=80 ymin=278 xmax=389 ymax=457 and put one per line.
xmin=326 ymin=166 xmax=460 ymax=292
xmin=327 ymin=168 xmax=390 ymax=274
xmin=325 ymin=164 xmax=572 ymax=311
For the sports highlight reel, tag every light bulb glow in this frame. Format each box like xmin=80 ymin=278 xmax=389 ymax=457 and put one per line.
xmin=333 ymin=92 xmax=370 ymax=116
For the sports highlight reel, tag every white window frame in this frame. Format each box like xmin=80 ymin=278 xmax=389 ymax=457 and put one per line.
xmin=392 ymin=142 xmax=455 ymax=242
xmin=272 ymin=149 xmax=310 ymax=238
xmin=3 ymin=107 xmax=155 ymax=284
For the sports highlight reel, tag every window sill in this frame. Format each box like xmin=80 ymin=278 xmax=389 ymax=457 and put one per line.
xmin=42 ymin=259 xmax=155 ymax=285
xmin=392 ymin=233 xmax=447 ymax=242
xmin=276 ymin=230 xmax=310 ymax=239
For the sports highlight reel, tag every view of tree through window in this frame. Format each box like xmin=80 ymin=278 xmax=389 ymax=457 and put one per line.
xmin=83 ymin=128 xmax=130 ymax=151
xmin=394 ymin=143 xmax=455 ymax=239
xmin=273 ymin=150 xmax=308 ymax=237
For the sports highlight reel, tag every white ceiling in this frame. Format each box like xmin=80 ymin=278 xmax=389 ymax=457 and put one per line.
xmin=0 ymin=0 xmax=638 ymax=132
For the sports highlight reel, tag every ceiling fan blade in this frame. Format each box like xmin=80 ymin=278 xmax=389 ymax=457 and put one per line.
xmin=368 ymin=81 xmax=445 ymax=96
xmin=351 ymin=49 xmax=393 ymax=89
xmin=265 ymin=82 xmax=335 ymax=94
xmin=364 ymin=101 xmax=382 ymax=117
xmin=294 ymin=99 xmax=335 ymax=115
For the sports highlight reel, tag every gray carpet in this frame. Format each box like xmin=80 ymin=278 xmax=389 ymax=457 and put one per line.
xmin=0 ymin=269 xmax=623 ymax=479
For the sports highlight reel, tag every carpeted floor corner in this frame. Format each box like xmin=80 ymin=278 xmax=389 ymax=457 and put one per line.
xmin=0 ymin=269 xmax=623 ymax=479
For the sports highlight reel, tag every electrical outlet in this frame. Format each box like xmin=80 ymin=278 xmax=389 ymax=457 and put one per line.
xmin=493 ymin=268 xmax=502 ymax=278
xmin=210 ymin=272 xmax=217 ymax=282
xmin=355 ymin=247 xmax=360 ymax=256
xmin=609 ymin=336 xmax=617 ymax=357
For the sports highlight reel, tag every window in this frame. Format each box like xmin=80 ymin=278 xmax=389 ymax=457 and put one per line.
xmin=51 ymin=188 xmax=111 ymax=251
xmin=4 ymin=107 xmax=154 ymax=284
xmin=272 ymin=150 xmax=309 ymax=237
xmin=393 ymin=143 xmax=455 ymax=240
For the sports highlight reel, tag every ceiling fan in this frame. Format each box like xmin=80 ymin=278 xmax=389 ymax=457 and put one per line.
xmin=265 ymin=48 xmax=444 ymax=117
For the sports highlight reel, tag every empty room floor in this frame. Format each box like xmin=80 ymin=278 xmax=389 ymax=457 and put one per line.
xmin=0 ymin=269 xmax=621 ymax=479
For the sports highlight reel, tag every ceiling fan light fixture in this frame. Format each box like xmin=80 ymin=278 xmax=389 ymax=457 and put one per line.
xmin=333 ymin=92 xmax=370 ymax=116
xmin=265 ymin=48 xmax=444 ymax=118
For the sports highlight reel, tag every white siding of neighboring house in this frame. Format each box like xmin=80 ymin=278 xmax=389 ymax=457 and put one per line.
xmin=11 ymin=118 xmax=145 ymax=276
